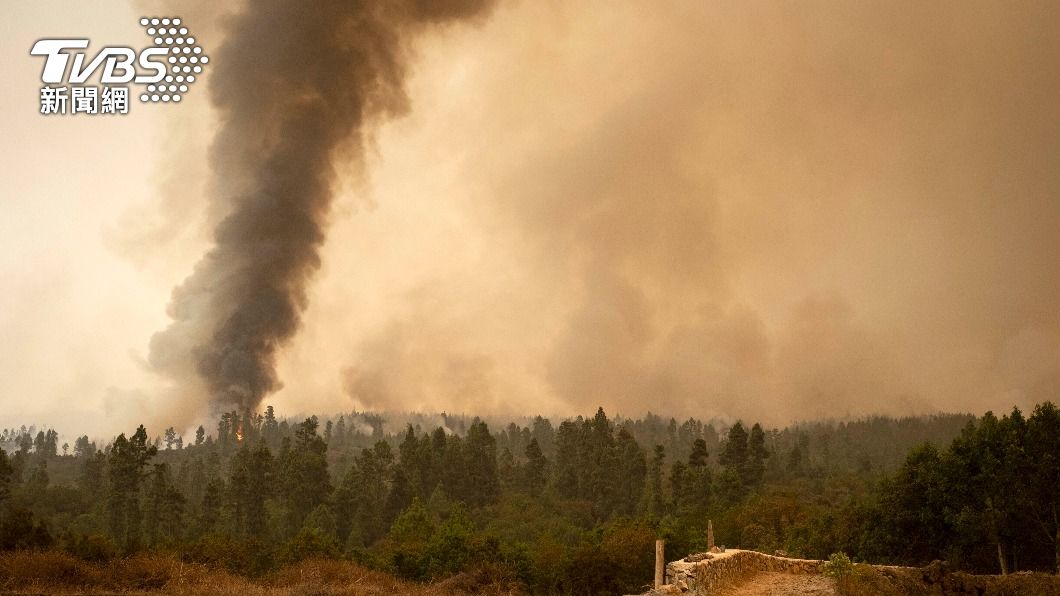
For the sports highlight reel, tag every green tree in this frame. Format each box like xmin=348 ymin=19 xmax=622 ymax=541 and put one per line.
xmin=0 ymin=449 xmax=12 ymax=505
xmin=144 ymin=463 xmax=185 ymax=546
xmin=1025 ymin=402 xmax=1060 ymax=573
xmin=385 ymin=468 xmax=413 ymax=525
xmin=79 ymin=449 xmax=106 ymax=512
xmin=424 ymin=503 xmax=475 ymax=577
xmin=585 ymin=408 xmax=619 ymax=517
xmin=615 ymin=428 xmax=646 ymax=516
xmin=645 ymin=445 xmax=666 ymax=520
xmin=553 ymin=420 xmax=583 ymax=499
xmin=687 ymin=439 xmax=712 ymax=515
xmin=72 ymin=435 xmax=93 ymax=458
xmin=523 ymin=438 xmax=549 ymax=497
xmin=389 ymin=497 xmax=435 ymax=580
xmin=688 ymin=438 xmax=709 ymax=469
xmin=669 ymin=460 xmax=690 ymax=515
xmin=230 ymin=442 xmax=273 ymax=538
xmin=106 ymin=425 xmax=157 ymax=551
xmin=746 ymin=423 xmax=769 ymax=486
xmin=262 ymin=405 xmax=280 ymax=448
xmin=464 ymin=419 xmax=499 ymax=506
xmin=278 ymin=418 xmax=332 ymax=531
xmin=335 ymin=441 xmax=393 ymax=547
xmin=720 ymin=422 xmax=749 ymax=482
xmin=497 ymin=447 xmax=517 ymax=491
xmin=200 ymin=478 xmax=224 ymax=535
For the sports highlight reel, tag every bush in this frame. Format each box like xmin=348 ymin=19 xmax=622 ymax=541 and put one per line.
xmin=824 ymin=552 xmax=854 ymax=591
xmin=182 ymin=534 xmax=254 ymax=573
xmin=0 ymin=550 xmax=99 ymax=589
xmin=740 ymin=522 xmax=776 ymax=551
xmin=0 ymin=508 xmax=53 ymax=550
xmin=278 ymin=528 xmax=341 ymax=566
xmin=824 ymin=552 xmax=890 ymax=595
xmin=63 ymin=532 xmax=116 ymax=562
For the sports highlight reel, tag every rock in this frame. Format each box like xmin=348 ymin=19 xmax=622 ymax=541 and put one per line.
xmin=922 ymin=559 xmax=950 ymax=584
xmin=684 ymin=553 xmax=713 ymax=562
xmin=774 ymin=549 xmax=789 ymax=558
xmin=709 ymin=546 xmax=722 ymax=554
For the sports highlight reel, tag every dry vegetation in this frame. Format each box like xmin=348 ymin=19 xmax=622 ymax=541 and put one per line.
xmin=0 ymin=551 xmax=524 ymax=595
xmin=830 ymin=562 xmax=1060 ymax=596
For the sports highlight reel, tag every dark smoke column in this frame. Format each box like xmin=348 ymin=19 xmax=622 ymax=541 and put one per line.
xmin=149 ymin=1 xmax=495 ymax=412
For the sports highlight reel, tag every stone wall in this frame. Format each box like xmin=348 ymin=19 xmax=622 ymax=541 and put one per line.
xmin=660 ymin=550 xmax=825 ymax=594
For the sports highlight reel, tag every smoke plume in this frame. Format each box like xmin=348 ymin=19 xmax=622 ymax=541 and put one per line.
xmin=326 ymin=0 xmax=1060 ymax=424
xmin=148 ymin=0 xmax=496 ymax=412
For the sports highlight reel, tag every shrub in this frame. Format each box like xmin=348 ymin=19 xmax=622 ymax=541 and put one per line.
xmin=0 ymin=550 xmax=99 ymax=588
xmin=824 ymin=551 xmax=854 ymax=592
xmin=63 ymin=532 xmax=116 ymax=562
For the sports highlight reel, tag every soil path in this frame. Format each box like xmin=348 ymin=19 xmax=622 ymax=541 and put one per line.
xmin=715 ymin=572 xmax=836 ymax=595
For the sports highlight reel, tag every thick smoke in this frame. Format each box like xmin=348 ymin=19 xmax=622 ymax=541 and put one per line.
xmin=327 ymin=0 xmax=1060 ymax=423
xmin=149 ymin=0 xmax=496 ymax=412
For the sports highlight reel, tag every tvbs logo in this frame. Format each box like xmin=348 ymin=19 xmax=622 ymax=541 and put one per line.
xmin=31 ymin=17 xmax=208 ymax=115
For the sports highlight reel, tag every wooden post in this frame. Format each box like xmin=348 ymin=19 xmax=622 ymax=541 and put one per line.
xmin=707 ymin=519 xmax=715 ymax=550
xmin=655 ymin=539 xmax=665 ymax=588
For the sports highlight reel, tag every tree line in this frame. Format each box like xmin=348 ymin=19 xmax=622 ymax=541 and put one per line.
xmin=1 ymin=402 xmax=1049 ymax=594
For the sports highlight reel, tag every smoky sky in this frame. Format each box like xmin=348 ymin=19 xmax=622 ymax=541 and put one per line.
xmin=322 ymin=0 xmax=1060 ymax=423
xmin=49 ymin=0 xmax=1057 ymax=428
xmin=146 ymin=0 xmax=497 ymax=413
xmin=4 ymin=1 xmax=1060 ymax=433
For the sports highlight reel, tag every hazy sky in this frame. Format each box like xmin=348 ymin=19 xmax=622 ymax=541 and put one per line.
xmin=2 ymin=1 xmax=1060 ymax=438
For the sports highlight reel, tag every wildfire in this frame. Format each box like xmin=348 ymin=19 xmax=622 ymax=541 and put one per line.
xmin=236 ymin=424 xmax=244 ymax=442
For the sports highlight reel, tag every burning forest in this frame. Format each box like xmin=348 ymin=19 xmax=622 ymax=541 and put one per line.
xmin=4 ymin=0 xmax=1060 ymax=594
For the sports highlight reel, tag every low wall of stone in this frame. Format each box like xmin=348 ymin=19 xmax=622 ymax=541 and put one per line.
xmin=662 ymin=550 xmax=825 ymax=594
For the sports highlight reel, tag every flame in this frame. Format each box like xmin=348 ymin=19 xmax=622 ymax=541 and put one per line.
xmin=236 ymin=424 xmax=244 ymax=442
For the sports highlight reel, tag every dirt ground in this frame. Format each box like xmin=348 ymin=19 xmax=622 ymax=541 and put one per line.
xmin=715 ymin=572 xmax=836 ymax=595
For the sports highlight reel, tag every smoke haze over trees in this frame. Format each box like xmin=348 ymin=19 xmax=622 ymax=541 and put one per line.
xmin=1 ymin=403 xmax=1057 ymax=593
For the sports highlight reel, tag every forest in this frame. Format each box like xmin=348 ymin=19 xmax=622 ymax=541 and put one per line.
xmin=0 ymin=402 xmax=1056 ymax=594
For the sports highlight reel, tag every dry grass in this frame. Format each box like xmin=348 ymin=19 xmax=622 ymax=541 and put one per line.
xmin=0 ymin=551 xmax=525 ymax=595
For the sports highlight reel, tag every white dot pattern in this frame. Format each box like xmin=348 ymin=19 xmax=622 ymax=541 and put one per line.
xmin=139 ymin=16 xmax=209 ymax=103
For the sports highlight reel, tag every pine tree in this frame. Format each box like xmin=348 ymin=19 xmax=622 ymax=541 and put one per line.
xmin=200 ymin=478 xmax=223 ymax=535
xmin=746 ymin=423 xmax=769 ymax=486
xmin=554 ymin=420 xmax=582 ymax=499
xmin=385 ymin=469 xmax=413 ymax=526
xmin=585 ymin=408 xmax=619 ymax=517
xmin=163 ymin=427 xmax=179 ymax=450
xmin=0 ymin=449 xmax=12 ymax=504
xmin=144 ymin=463 xmax=184 ymax=546
xmin=523 ymin=438 xmax=549 ymax=497
xmin=464 ymin=420 xmax=499 ymax=506
xmin=720 ymin=422 xmax=749 ymax=473
xmin=688 ymin=438 xmax=709 ymax=470
xmin=263 ymin=405 xmax=279 ymax=447
xmin=79 ymin=449 xmax=105 ymax=508
xmin=336 ymin=441 xmax=393 ymax=547
xmin=645 ymin=445 xmax=666 ymax=520
xmin=229 ymin=442 xmax=273 ymax=538
xmin=1025 ymin=402 xmax=1060 ymax=573
xmin=72 ymin=435 xmax=93 ymax=458
xmin=279 ymin=418 xmax=332 ymax=530
xmin=615 ymin=428 xmax=646 ymax=515
xmin=398 ymin=425 xmax=424 ymax=498
xmin=531 ymin=416 xmax=556 ymax=458
xmin=497 ymin=447 xmax=516 ymax=491
xmin=669 ymin=460 xmax=689 ymax=515
xmin=106 ymin=425 xmax=157 ymax=551
xmin=686 ymin=438 xmax=712 ymax=514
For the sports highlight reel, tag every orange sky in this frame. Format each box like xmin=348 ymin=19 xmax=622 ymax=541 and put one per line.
xmin=2 ymin=1 xmax=1059 ymax=437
